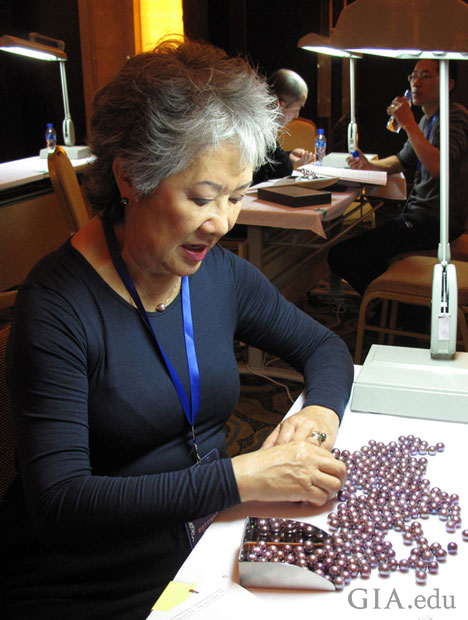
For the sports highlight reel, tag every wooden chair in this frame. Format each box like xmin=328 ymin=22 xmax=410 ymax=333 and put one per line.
xmin=48 ymin=146 xmax=90 ymax=234
xmin=354 ymin=255 xmax=468 ymax=364
xmin=218 ymin=238 xmax=248 ymax=259
xmin=278 ymin=117 xmax=317 ymax=153
xmin=389 ymin=233 xmax=468 ymax=263
xmin=0 ymin=323 xmax=16 ymax=503
xmin=0 ymin=291 xmax=17 ymax=312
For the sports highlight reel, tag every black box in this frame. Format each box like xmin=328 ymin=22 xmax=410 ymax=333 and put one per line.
xmin=257 ymin=185 xmax=332 ymax=207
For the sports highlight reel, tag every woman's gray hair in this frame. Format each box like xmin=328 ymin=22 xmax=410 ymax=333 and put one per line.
xmin=84 ymin=38 xmax=280 ymax=222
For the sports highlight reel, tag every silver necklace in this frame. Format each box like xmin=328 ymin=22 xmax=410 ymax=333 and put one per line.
xmin=151 ymin=278 xmax=180 ymax=313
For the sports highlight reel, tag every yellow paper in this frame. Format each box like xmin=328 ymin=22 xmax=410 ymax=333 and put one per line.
xmin=152 ymin=581 xmax=197 ymax=612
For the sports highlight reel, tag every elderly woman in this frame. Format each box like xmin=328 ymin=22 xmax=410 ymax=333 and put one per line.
xmin=1 ymin=40 xmax=353 ymax=620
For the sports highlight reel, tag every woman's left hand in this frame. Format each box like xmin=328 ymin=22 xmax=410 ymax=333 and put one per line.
xmin=261 ymin=405 xmax=340 ymax=452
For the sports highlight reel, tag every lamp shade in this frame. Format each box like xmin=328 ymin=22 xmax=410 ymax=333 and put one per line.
xmin=330 ymin=0 xmax=468 ymax=58
xmin=298 ymin=33 xmax=361 ymax=58
xmin=0 ymin=34 xmax=67 ymax=61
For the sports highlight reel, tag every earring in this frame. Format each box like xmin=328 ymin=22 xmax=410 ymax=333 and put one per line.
xmin=120 ymin=197 xmax=129 ymax=208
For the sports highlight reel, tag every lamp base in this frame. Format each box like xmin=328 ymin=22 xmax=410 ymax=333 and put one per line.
xmin=40 ymin=145 xmax=92 ymax=160
xmin=351 ymin=344 xmax=468 ymax=423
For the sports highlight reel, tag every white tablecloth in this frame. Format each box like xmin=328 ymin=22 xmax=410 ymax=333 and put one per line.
xmin=238 ymin=187 xmax=361 ymax=238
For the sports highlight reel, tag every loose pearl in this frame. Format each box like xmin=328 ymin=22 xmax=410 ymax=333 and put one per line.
xmin=333 ymin=575 xmax=345 ymax=590
xmin=415 ymin=570 xmax=427 ymax=584
xmin=378 ymin=563 xmax=390 ymax=577
xmin=447 ymin=542 xmax=458 ymax=555
xmin=446 ymin=520 xmax=456 ymax=533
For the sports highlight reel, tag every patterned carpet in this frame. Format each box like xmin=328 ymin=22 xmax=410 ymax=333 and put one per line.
xmin=225 ymin=287 xmax=363 ymax=457
xmin=226 ymin=277 xmax=435 ymax=457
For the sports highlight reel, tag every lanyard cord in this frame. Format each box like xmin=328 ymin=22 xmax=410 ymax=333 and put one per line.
xmin=102 ymin=220 xmax=201 ymax=462
xmin=403 ymin=113 xmax=438 ymax=214
xmin=416 ymin=113 xmax=438 ymax=172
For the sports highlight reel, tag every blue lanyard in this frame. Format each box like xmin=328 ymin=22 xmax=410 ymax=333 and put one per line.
xmin=102 ymin=220 xmax=202 ymax=463
xmin=417 ymin=113 xmax=437 ymax=171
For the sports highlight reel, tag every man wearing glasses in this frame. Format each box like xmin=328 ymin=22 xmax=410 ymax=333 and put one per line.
xmin=327 ymin=59 xmax=468 ymax=298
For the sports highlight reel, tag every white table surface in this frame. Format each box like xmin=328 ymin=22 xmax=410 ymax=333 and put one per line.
xmin=0 ymin=155 xmax=94 ymax=191
xmin=167 ymin=370 xmax=468 ymax=620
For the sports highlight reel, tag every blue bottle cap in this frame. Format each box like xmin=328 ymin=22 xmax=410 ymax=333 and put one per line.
xmin=352 ymin=150 xmax=360 ymax=158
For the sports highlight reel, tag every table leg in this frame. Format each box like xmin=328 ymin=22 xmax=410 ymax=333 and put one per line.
xmin=241 ymin=225 xmax=302 ymax=381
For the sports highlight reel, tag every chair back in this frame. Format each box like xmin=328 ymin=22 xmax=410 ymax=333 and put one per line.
xmin=0 ymin=323 xmax=16 ymax=503
xmin=48 ymin=146 xmax=90 ymax=234
xmin=0 ymin=291 xmax=17 ymax=312
xmin=278 ymin=117 xmax=317 ymax=153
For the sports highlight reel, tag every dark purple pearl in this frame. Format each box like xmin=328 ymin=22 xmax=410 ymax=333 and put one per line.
xmin=333 ymin=575 xmax=345 ymax=590
xmin=348 ymin=562 xmax=359 ymax=577
xmin=360 ymin=563 xmax=371 ymax=576
xmin=415 ymin=558 xmax=427 ymax=571
xmin=447 ymin=542 xmax=458 ymax=555
xmin=341 ymin=570 xmax=351 ymax=584
xmin=462 ymin=529 xmax=468 ymax=542
xmin=378 ymin=563 xmax=390 ymax=577
xmin=415 ymin=570 xmax=427 ymax=584
xmin=421 ymin=550 xmax=433 ymax=563
xmin=428 ymin=560 xmax=439 ymax=574
xmin=399 ymin=559 xmax=409 ymax=573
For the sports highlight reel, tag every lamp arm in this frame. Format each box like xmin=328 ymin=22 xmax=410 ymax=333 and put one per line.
xmin=349 ymin=57 xmax=356 ymax=124
xmin=438 ymin=58 xmax=450 ymax=263
xmin=431 ymin=58 xmax=456 ymax=359
xmin=347 ymin=57 xmax=358 ymax=152
xmin=59 ymin=60 xmax=75 ymax=146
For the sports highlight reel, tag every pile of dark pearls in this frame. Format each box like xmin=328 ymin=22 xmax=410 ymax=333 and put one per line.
xmin=240 ymin=436 xmax=467 ymax=590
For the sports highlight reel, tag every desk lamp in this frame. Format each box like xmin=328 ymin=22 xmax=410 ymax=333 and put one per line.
xmin=328 ymin=0 xmax=468 ymax=423
xmin=298 ymin=33 xmax=361 ymax=154
xmin=0 ymin=32 xmax=90 ymax=159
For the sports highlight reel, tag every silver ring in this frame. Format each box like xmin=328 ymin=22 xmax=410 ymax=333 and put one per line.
xmin=309 ymin=430 xmax=327 ymax=446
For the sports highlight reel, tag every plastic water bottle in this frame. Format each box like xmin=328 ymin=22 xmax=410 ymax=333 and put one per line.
xmin=314 ymin=128 xmax=326 ymax=165
xmin=386 ymin=89 xmax=412 ymax=133
xmin=45 ymin=123 xmax=57 ymax=150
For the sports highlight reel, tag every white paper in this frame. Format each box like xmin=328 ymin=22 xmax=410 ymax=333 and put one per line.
xmin=147 ymin=576 xmax=263 ymax=620
xmin=300 ymin=162 xmax=387 ymax=186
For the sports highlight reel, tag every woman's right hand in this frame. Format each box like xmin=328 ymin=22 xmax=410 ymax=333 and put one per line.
xmin=231 ymin=441 xmax=346 ymax=507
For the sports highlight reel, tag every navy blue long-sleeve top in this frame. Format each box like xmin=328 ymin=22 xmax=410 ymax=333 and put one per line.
xmin=1 ymin=241 xmax=353 ymax=620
